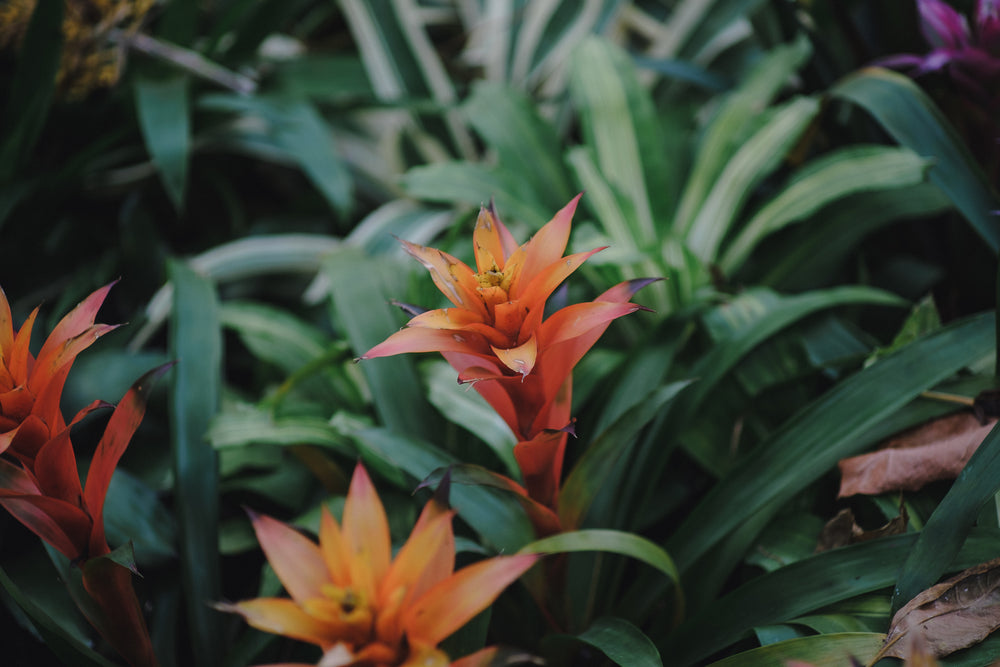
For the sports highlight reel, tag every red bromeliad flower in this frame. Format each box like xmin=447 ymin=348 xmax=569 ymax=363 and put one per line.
xmin=360 ymin=195 xmax=652 ymax=511
xmin=0 ymin=285 xmax=163 ymax=667
xmin=219 ymin=464 xmax=538 ymax=667
xmin=0 ymin=283 xmax=119 ymax=467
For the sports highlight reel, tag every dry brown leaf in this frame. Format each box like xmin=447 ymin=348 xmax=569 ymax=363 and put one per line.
xmin=815 ymin=505 xmax=908 ymax=552
xmin=870 ymin=558 xmax=1000 ymax=664
xmin=838 ymin=413 xmax=996 ymax=497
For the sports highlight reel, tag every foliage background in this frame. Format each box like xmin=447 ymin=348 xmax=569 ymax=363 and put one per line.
xmin=2 ymin=0 xmax=1000 ymax=665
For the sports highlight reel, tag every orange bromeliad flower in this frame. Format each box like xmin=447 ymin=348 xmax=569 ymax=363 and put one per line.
xmin=360 ymin=195 xmax=652 ymax=511
xmin=219 ymin=464 xmax=538 ymax=667
xmin=0 ymin=283 xmax=119 ymax=467
xmin=0 ymin=284 xmax=163 ymax=667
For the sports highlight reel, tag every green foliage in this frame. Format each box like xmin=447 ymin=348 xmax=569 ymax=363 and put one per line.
xmin=3 ymin=1 xmax=1000 ymax=665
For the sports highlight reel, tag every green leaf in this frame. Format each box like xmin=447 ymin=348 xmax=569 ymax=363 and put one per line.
xmin=402 ymin=161 xmax=551 ymax=230
xmin=270 ymin=97 xmax=353 ymax=217
xmin=576 ymin=617 xmax=663 ymax=667
xmin=134 ymin=76 xmax=191 ymax=211
xmin=168 ymin=259 xmax=223 ymax=667
xmin=103 ymin=469 xmax=177 ymax=568
xmin=423 ymin=361 xmax=518 ymax=475
xmin=462 ymin=81 xmax=574 ymax=209
xmin=559 ymin=380 xmax=692 ymax=529
xmin=0 ymin=0 xmax=62 ymax=182
xmin=892 ymin=421 xmax=1000 ymax=612
xmin=666 ymin=529 xmax=1000 ymax=666
xmin=345 ymin=426 xmax=533 ymax=553
xmin=684 ymin=96 xmax=821 ymax=262
xmin=674 ymin=37 xmax=812 ymax=234
xmin=570 ymin=37 xmax=673 ymax=246
xmin=831 ymin=67 xmax=1000 ymax=252
xmin=326 ymin=248 xmax=438 ymax=442
xmin=518 ymin=529 xmax=680 ymax=592
xmin=720 ymin=146 xmax=932 ymax=273
xmin=668 ymin=311 xmax=995 ymax=576
xmin=209 ymin=403 xmax=353 ymax=454
xmin=0 ymin=561 xmax=117 ymax=667
xmin=707 ymin=633 xmax=885 ymax=667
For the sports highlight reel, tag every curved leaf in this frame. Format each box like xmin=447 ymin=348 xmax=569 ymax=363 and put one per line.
xmin=707 ymin=632 xmax=884 ymax=667
xmin=518 ymin=529 xmax=680 ymax=593
xmin=831 ymin=67 xmax=1000 ymax=252
xmin=577 ymin=617 xmax=662 ymax=667
xmin=134 ymin=76 xmax=190 ymax=211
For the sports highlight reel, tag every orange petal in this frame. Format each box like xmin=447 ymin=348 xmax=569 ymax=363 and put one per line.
xmin=28 ymin=323 xmax=120 ymax=396
xmin=597 ymin=277 xmax=660 ymax=303
xmin=537 ymin=302 xmax=641 ymax=349
xmin=31 ymin=283 xmax=115 ymax=393
xmin=473 ymin=205 xmax=507 ymax=273
xmin=33 ymin=428 xmax=83 ymax=507
xmin=84 ymin=365 xmax=168 ymax=556
xmin=514 ymin=247 xmax=606 ymax=336
xmin=403 ymin=554 xmax=538 ymax=645
xmin=250 ymin=513 xmax=329 ymax=604
xmin=399 ymin=240 xmax=486 ymax=318
xmin=360 ymin=328 xmax=491 ymax=360
xmin=380 ymin=505 xmax=455 ymax=607
xmin=319 ymin=506 xmax=352 ymax=587
xmin=217 ymin=598 xmax=335 ymax=647
xmin=0 ymin=489 xmax=92 ymax=561
xmin=492 ymin=300 xmax=528 ymax=341
xmin=510 ymin=194 xmax=582 ymax=294
xmin=342 ymin=464 xmax=391 ymax=601
xmin=491 ymin=335 xmax=537 ymax=378
xmin=8 ymin=307 xmax=36 ymax=384
xmin=0 ymin=415 xmax=47 ymax=457
xmin=407 ymin=308 xmax=485 ymax=330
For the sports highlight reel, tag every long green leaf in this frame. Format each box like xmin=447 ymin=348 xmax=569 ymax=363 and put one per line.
xmin=673 ymin=38 xmax=811 ymax=233
xmin=134 ymin=76 xmax=191 ymax=211
xmin=707 ymin=633 xmax=884 ymax=667
xmin=559 ymin=380 xmax=692 ymax=529
xmin=346 ymin=427 xmax=533 ymax=553
xmin=892 ymin=421 xmax=1000 ymax=611
xmin=326 ymin=248 xmax=437 ymax=442
xmin=462 ymin=81 xmax=574 ymax=209
xmin=518 ymin=529 xmax=680 ymax=591
xmin=720 ymin=146 xmax=931 ymax=273
xmin=0 ymin=562 xmax=118 ymax=667
xmin=577 ymin=617 xmax=663 ymax=667
xmin=684 ymin=96 xmax=821 ymax=262
xmin=569 ymin=37 xmax=673 ymax=245
xmin=668 ymin=311 xmax=995 ymax=575
xmin=168 ymin=259 xmax=222 ymax=667
xmin=831 ymin=67 xmax=1000 ymax=252
xmin=666 ymin=529 xmax=1000 ymax=666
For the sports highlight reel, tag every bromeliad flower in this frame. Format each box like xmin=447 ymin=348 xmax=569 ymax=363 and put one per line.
xmin=0 ymin=283 xmax=119 ymax=467
xmin=360 ymin=196 xmax=652 ymax=510
xmin=219 ymin=464 xmax=538 ymax=667
xmin=0 ymin=284 xmax=164 ymax=667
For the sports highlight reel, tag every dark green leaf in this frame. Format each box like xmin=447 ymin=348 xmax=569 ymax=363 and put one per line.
xmin=832 ymin=68 xmax=1000 ymax=252
xmin=168 ymin=259 xmax=223 ymax=667
xmin=134 ymin=76 xmax=191 ymax=211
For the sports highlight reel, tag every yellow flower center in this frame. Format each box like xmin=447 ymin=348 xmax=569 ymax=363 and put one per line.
xmin=304 ymin=585 xmax=375 ymax=647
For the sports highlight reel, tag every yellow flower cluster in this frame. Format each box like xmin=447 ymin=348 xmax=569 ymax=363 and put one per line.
xmin=0 ymin=0 xmax=154 ymax=99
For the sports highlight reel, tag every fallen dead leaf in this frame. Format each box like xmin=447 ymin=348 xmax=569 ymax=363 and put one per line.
xmin=870 ymin=557 xmax=1000 ymax=664
xmin=814 ymin=505 xmax=908 ymax=552
xmin=838 ymin=413 xmax=996 ymax=497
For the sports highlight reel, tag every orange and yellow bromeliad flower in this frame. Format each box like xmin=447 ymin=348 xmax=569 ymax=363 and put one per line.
xmin=0 ymin=283 xmax=119 ymax=467
xmin=219 ymin=464 xmax=538 ymax=667
xmin=360 ymin=195 xmax=652 ymax=510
